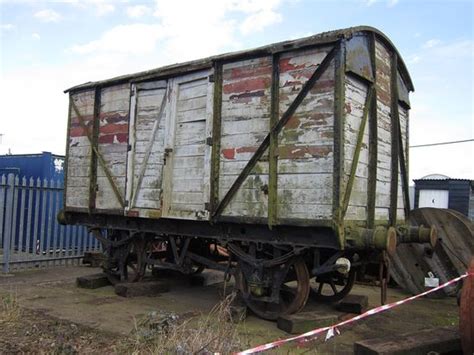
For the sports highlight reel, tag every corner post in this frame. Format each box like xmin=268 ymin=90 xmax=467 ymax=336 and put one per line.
xmin=389 ymin=54 xmax=400 ymax=226
xmin=333 ymin=39 xmax=346 ymax=248
xmin=367 ymin=32 xmax=378 ymax=229
xmin=268 ymin=54 xmax=280 ymax=228
xmin=89 ymin=87 xmax=101 ymax=212
xmin=210 ymin=63 xmax=223 ymax=216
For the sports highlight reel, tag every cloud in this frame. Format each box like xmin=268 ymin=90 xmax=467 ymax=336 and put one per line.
xmin=1 ymin=24 xmax=15 ymax=31
xmin=70 ymin=24 xmax=166 ymax=55
xmin=407 ymin=55 xmax=420 ymax=64
xmin=407 ymin=38 xmax=473 ymax=179
xmin=68 ymin=0 xmax=115 ymax=16
xmin=32 ymin=33 xmax=41 ymax=40
xmin=240 ymin=8 xmax=282 ymax=34
xmin=92 ymin=1 xmax=115 ymax=16
xmin=126 ymin=5 xmax=150 ymax=18
xmin=422 ymin=39 xmax=441 ymax=49
xmin=34 ymin=9 xmax=62 ymax=23
xmin=71 ymin=0 xmax=286 ymax=64
xmin=363 ymin=0 xmax=399 ymax=6
xmin=2 ymin=0 xmax=287 ymax=156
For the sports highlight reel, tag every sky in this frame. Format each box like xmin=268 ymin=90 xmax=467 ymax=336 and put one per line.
xmin=0 ymin=0 xmax=473 ymax=182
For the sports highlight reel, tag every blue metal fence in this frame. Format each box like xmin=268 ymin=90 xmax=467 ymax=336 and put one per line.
xmin=0 ymin=173 xmax=100 ymax=272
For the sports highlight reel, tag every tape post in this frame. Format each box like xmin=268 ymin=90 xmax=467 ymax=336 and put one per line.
xmin=237 ymin=272 xmax=470 ymax=355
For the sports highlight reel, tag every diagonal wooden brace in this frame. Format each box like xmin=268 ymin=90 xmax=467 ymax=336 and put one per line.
xmin=70 ymin=100 xmax=125 ymax=208
xmin=130 ymin=88 xmax=168 ymax=208
xmin=212 ymin=43 xmax=339 ymax=220
xmin=340 ymin=85 xmax=375 ymax=221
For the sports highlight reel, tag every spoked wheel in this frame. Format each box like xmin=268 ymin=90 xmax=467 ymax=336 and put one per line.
xmin=104 ymin=234 xmax=148 ymax=285
xmin=237 ymin=258 xmax=310 ymax=321
xmin=311 ymin=268 xmax=356 ymax=302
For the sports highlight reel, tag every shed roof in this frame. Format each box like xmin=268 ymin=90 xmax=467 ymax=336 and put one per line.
xmin=65 ymin=26 xmax=414 ymax=94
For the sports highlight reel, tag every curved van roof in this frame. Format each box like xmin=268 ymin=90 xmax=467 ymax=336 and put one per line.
xmin=65 ymin=26 xmax=413 ymax=94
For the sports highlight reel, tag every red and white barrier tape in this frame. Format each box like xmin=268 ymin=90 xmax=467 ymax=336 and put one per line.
xmin=237 ymin=272 xmax=471 ymax=355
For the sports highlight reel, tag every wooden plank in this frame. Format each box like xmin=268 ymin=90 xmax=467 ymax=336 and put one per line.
xmin=335 ymin=294 xmax=368 ymax=314
xmin=374 ymin=39 xmax=392 ymax=217
xmin=214 ymin=45 xmax=338 ymax=220
xmin=163 ymin=72 xmax=210 ymax=219
xmin=131 ymin=88 xmax=167 ymax=208
xmin=277 ymin=311 xmax=339 ymax=334
xmin=354 ymin=326 xmax=461 ymax=355
xmin=389 ymin=53 xmax=400 ymax=225
xmin=341 ymin=83 xmax=373 ymax=220
xmin=268 ymin=53 xmax=280 ymax=227
xmin=76 ymin=273 xmax=110 ymax=289
xmin=115 ymin=281 xmax=170 ymax=297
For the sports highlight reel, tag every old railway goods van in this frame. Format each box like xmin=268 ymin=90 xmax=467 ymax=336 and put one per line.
xmin=60 ymin=26 xmax=435 ymax=320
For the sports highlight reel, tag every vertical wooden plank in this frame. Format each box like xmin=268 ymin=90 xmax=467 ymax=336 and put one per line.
xmin=333 ymin=40 xmax=345 ymax=247
xmin=341 ymin=86 xmax=374 ymax=219
xmin=160 ymin=79 xmax=177 ymax=216
xmin=202 ymin=75 xmax=215 ymax=214
xmin=89 ymin=87 xmax=101 ymax=211
xmin=210 ymin=63 xmax=223 ymax=213
xmin=268 ymin=54 xmax=280 ymax=227
xmin=125 ymin=84 xmax=137 ymax=212
xmin=367 ymin=32 xmax=378 ymax=229
xmin=389 ymin=53 xmax=400 ymax=226
xmin=63 ymin=96 xmax=72 ymax=210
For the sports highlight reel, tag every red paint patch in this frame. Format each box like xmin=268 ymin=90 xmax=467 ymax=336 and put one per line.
xmin=69 ymin=127 xmax=88 ymax=137
xmin=98 ymin=133 xmax=128 ymax=144
xmin=70 ymin=115 xmax=94 ymax=126
xmin=236 ymin=146 xmax=258 ymax=154
xmin=99 ymin=123 xmax=129 ymax=134
xmin=278 ymin=144 xmax=332 ymax=159
xmin=223 ymin=77 xmax=270 ymax=95
xmin=221 ymin=148 xmax=235 ymax=160
xmin=285 ymin=116 xmax=301 ymax=129
xmin=226 ymin=64 xmax=272 ymax=80
xmin=279 ymin=58 xmax=309 ymax=72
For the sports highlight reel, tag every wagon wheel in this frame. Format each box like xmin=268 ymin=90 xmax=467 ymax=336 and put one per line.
xmin=104 ymin=236 xmax=148 ymax=285
xmin=237 ymin=258 xmax=310 ymax=321
xmin=311 ymin=268 xmax=356 ymax=303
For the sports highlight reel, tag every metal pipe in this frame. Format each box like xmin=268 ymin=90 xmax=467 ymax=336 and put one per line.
xmin=345 ymin=226 xmax=398 ymax=255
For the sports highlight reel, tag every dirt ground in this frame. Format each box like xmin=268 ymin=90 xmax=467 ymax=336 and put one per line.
xmin=0 ymin=265 xmax=460 ymax=354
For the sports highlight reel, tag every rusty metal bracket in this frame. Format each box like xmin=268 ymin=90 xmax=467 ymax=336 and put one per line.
xmin=212 ymin=44 xmax=339 ymax=220
xmin=71 ymin=100 xmax=125 ymax=208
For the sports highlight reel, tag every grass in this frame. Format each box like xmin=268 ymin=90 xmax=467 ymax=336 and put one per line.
xmin=0 ymin=292 xmax=21 ymax=324
xmin=125 ymin=292 xmax=245 ymax=354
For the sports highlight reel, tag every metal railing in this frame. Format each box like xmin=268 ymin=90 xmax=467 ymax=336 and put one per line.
xmin=0 ymin=173 xmax=100 ymax=272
